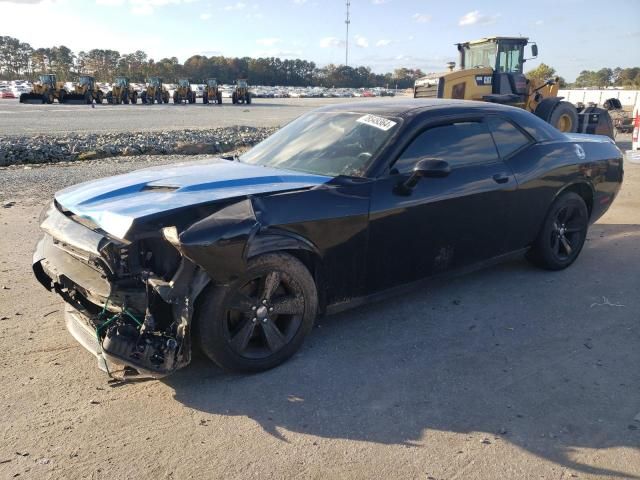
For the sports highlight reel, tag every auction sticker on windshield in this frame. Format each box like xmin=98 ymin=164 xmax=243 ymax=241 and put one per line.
xmin=357 ymin=114 xmax=397 ymax=131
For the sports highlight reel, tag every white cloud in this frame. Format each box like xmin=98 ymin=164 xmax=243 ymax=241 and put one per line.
xmin=256 ymin=37 xmax=282 ymax=47
xmin=372 ymin=0 xmax=388 ymax=4
xmin=199 ymin=12 xmax=211 ymax=20
xmin=292 ymin=0 xmax=307 ymax=3
xmin=458 ymin=10 xmax=500 ymax=26
xmin=375 ymin=39 xmax=391 ymax=47
xmin=412 ymin=13 xmax=431 ymax=23
xmin=534 ymin=19 xmax=543 ymax=25
xmin=253 ymin=49 xmax=302 ymax=58
xmin=355 ymin=35 xmax=368 ymax=48
xmin=223 ymin=1 xmax=245 ymax=10
xmin=95 ymin=0 xmax=125 ymax=5
xmin=319 ymin=36 xmax=344 ymax=48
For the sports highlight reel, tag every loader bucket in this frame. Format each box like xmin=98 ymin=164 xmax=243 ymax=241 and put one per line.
xmin=62 ymin=93 xmax=90 ymax=104
xmin=19 ymin=93 xmax=46 ymax=104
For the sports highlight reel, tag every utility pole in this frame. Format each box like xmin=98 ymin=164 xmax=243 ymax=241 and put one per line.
xmin=345 ymin=1 xmax=350 ymax=66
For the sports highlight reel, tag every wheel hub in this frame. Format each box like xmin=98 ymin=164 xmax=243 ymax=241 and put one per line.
xmin=256 ymin=305 xmax=268 ymax=319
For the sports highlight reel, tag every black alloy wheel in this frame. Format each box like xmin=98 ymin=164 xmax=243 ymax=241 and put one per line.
xmin=527 ymin=192 xmax=589 ymax=270
xmin=197 ymin=252 xmax=317 ymax=372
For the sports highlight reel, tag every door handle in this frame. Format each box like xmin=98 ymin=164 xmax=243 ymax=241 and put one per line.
xmin=492 ymin=174 xmax=509 ymax=184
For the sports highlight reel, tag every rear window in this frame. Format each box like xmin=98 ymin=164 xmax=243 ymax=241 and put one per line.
xmin=487 ymin=117 xmax=532 ymax=158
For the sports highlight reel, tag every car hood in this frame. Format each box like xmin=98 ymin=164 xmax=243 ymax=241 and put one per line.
xmin=55 ymin=157 xmax=331 ymax=239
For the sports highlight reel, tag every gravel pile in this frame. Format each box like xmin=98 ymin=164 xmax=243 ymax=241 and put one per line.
xmin=0 ymin=126 xmax=277 ymax=166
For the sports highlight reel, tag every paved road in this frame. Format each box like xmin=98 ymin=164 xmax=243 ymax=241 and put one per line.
xmin=0 ymin=97 xmax=391 ymax=136
xmin=0 ymin=145 xmax=638 ymax=478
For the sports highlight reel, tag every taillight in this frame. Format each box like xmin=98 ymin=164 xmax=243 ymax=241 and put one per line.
xmin=633 ymin=112 xmax=640 ymax=143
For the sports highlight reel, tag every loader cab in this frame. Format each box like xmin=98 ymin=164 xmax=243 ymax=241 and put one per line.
xmin=457 ymin=37 xmax=537 ymax=101
xmin=457 ymin=37 xmax=536 ymax=74
xmin=178 ymin=79 xmax=190 ymax=88
xmin=39 ymin=74 xmax=56 ymax=86
xmin=115 ymin=77 xmax=129 ymax=88
xmin=148 ymin=77 xmax=162 ymax=88
xmin=207 ymin=78 xmax=218 ymax=88
xmin=78 ymin=76 xmax=95 ymax=89
xmin=237 ymin=79 xmax=248 ymax=88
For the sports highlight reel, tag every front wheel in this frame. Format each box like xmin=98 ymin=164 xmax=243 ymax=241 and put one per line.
xmin=196 ymin=252 xmax=318 ymax=373
xmin=527 ymin=192 xmax=589 ymax=270
xmin=550 ymin=101 xmax=578 ymax=133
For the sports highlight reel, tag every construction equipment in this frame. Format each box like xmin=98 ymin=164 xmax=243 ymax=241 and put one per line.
xmin=203 ymin=78 xmax=222 ymax=104
xmin=19 ymin=74 xmax=67 ymax=104
xmin=414 ymin=37 xmax=618 ymax=138
xmin=231 ymin=79 xmax=251 ymax=104
xmin=106 ymin=76 xmax=138 ymax=104
xmin=173 ymin=78 xmax=196 ymax=104
xmin=62 ymin=75 xmax=105 ymax=104
xmin=140 ymin=77 xmax=170 ymax=104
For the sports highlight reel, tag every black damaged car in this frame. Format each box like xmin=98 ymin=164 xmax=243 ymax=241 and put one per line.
xmin=33 ymin=99 xmax=623 ymax=376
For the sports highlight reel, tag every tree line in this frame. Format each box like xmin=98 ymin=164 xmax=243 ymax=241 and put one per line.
xmin=526 ymin=63 xmax=640 ymax=89
xmin=0 ymin=35 xmax=423 ymax=88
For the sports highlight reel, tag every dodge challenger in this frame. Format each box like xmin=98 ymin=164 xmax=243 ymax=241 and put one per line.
xmin=33 ymin=99 xmax=623 ymax=377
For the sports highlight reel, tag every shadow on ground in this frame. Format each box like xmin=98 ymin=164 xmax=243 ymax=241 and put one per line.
xmin=166 ymin=224 xmax=640 ymax=478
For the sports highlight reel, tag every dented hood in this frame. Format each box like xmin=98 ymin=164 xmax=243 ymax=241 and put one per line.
xmin=55 ymin=157 xmax=331 ymax=239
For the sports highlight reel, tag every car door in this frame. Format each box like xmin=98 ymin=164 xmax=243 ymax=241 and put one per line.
xmin=366 ymin=116 xmax=518 ymax=293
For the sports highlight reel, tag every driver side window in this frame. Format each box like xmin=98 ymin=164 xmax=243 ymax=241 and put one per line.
xmin=393 ymin=120 xmax=500 ymax=174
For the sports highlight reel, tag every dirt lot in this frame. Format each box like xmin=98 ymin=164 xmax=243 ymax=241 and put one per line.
xmin=0 ymin=149 xmax=639 ymax=479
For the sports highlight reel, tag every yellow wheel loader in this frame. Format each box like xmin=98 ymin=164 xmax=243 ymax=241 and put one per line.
xmin=141 ymin=77 xmax=170 ymax=104
xmin=19 ymin=74 xmax=67 ymax=104
xmin=106 ymin=76 xmax=138 ymax=104
xmin=203 ymin=78 xmax=222 ymax=104
xmin=414 ymin=37 xmax=618 ymax=138
xmin=173 ymin=78 xmax=197 ymax=104
xmin=62 ymin=75 xmax=105 ymax=104
xmin=231 ymin=79 xmax=251 ymax=104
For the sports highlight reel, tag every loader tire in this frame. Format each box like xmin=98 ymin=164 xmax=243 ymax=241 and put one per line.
xmin=549 ymin=102 xmax=578 ymax=133
xmin=217 ymin=92 xmax=222 ymax=104
xmin=203 ymin=92 xmax=208 ymax=104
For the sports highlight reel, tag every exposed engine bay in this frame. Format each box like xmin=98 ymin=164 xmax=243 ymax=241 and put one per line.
xmin=33 ymin=202 xmax=210 ymax=377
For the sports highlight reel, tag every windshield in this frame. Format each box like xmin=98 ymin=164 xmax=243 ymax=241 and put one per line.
xmin=149 ymin=78 xmax=161 ymax=87
xmin=239 ymin=111 xmax=400 ymax=177
xmin=207 ymin=79 xmax=217 ymax=87
xmin=79 ymin=76 xmax=92 ymax=86
xmin=115 ymin=77 xmax=128 ymax=87
xmin=464 ymin=43 xmax=497 ymax=69
xmin=178 ymin=79 xmax=189 ymax=87
xmin=237 ymin=80 xmax=248 ymax=88
xmin=39 ymin=75 xmax=54 ymax=85
xmin=497 ymin=41 xmax=524 ymax=73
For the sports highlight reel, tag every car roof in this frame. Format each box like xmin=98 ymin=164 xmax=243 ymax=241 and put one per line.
xmin=314 ymin=98 xmax=524 ymax=118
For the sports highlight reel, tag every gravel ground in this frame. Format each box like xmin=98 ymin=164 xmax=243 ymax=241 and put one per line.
xmin=0 ymin=126 xmax=275 ymax=165
xmin=0 ymin=139 xmax=638 ymax=479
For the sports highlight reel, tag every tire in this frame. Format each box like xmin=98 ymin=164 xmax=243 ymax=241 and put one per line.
xmin=527 ymin=192 xmax=589 ymax=270
xmin=57 ymin=91 xmax=65 ymax=104
xmin=217 ymin=92 xmax=222 ymax=104
xmin=131 ymin=93 xmax=137 ymax=104
xmin=549 ymin=101 xmax=578 ymax=133
xmin=96 ymin=92 xmax=103 ymax=104
xmin=196 ymin=252 xmax=318 ymax=373
xmin=203 ymin=92 xmax=209 ymax=104
xmin=246 ymin=93 xmax=251 ymax=104
xmin=106 ymin=92 xmax=113 ymax=104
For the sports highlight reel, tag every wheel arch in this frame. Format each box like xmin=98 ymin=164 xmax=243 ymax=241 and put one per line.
xmin=245 ymin=231 xmax=326 ymax=313
xmin=555 ymin=181 xmax=595 ymax=218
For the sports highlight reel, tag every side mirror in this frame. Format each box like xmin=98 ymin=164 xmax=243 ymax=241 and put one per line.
xmin=395 ymin=158 xmax=450 ymax=195
xmin=531 ymin=44 xmax=538 ymax=58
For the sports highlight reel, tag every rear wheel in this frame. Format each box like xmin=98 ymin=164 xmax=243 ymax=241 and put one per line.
xmin=197 ymin=252 xmax=317 ymax=373
xmin=203 ymin=92 xmax=209 ymax=104
xmin=57 ymin=91 xmax=65 ymax=104
xmin=527 ymin=192 xmax=589 ymax=270
xmin=217 ymin=92 xmax=222 ymax=104
xmin=550 ymin=102 xmax=578 ymax=133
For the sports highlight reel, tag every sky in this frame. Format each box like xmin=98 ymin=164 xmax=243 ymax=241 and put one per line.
xmin=0 ymin=0 xmax=638 ymax=81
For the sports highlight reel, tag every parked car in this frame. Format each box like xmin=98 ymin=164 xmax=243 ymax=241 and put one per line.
xmin=33 ymin=99 xmax=623 ymax=378
xmin=0 ymin=88 xmax=16 ymax=99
